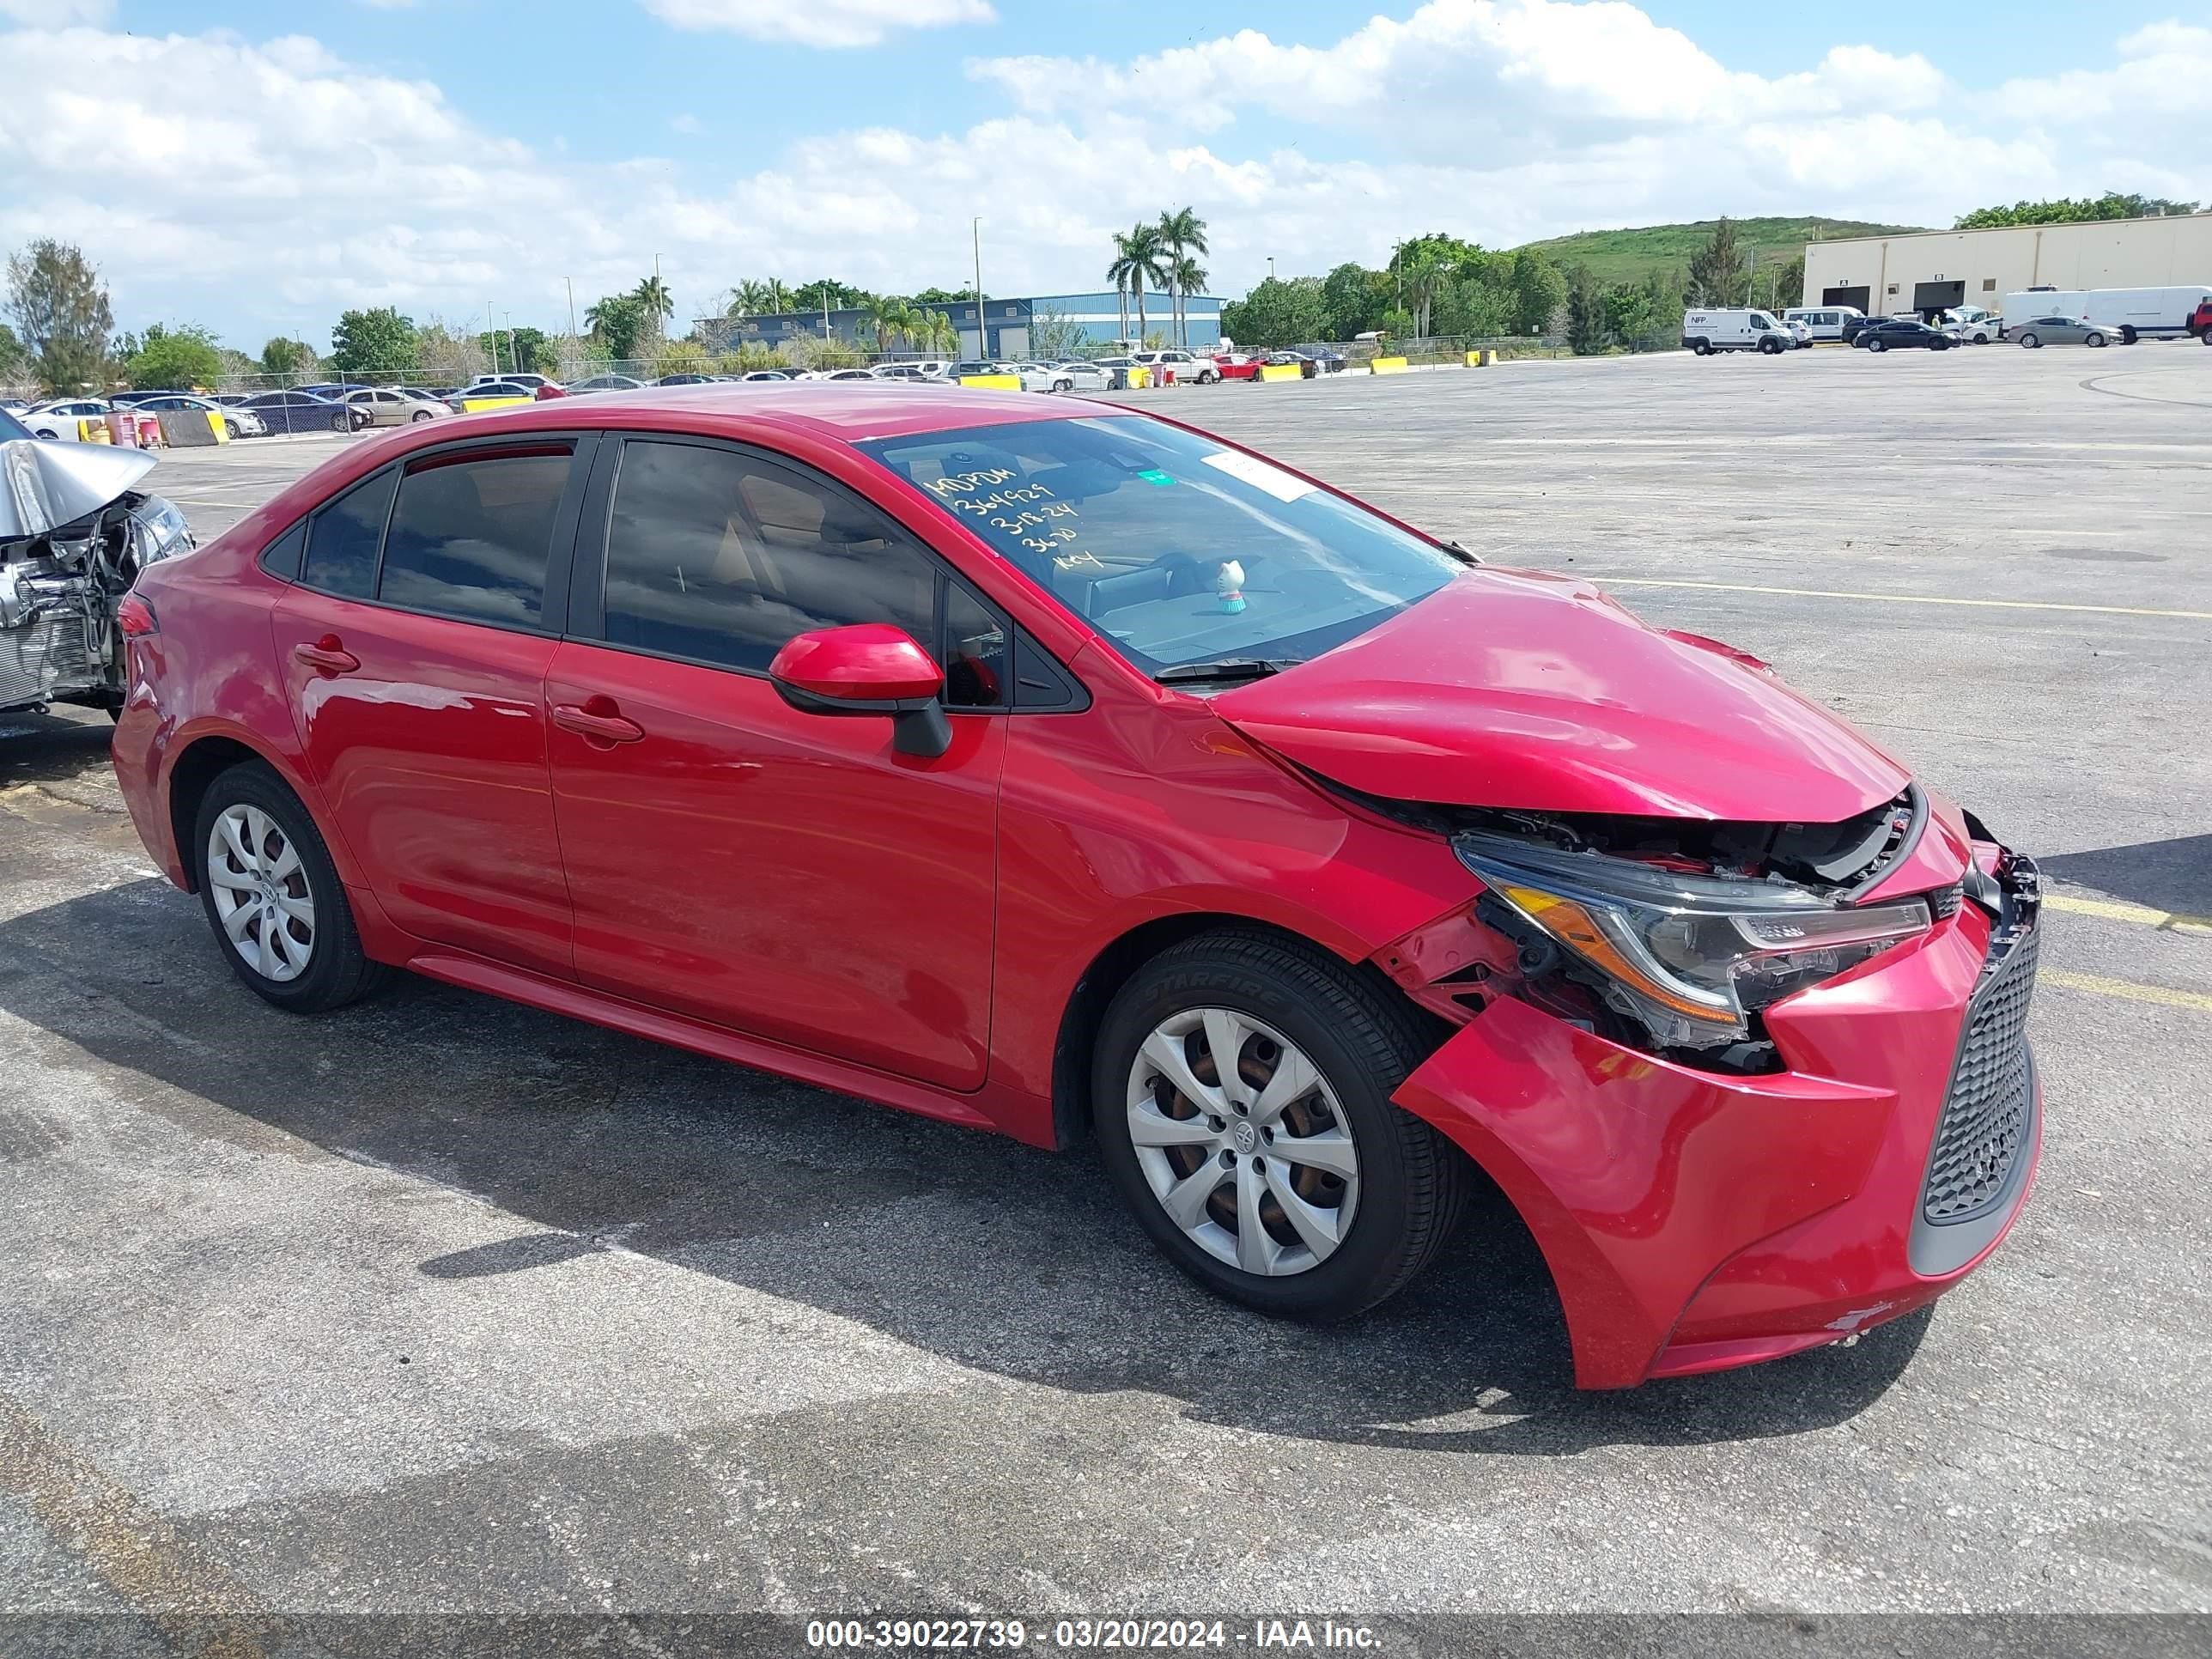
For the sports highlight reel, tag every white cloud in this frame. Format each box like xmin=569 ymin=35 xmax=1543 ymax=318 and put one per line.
xmin=670 ymin=112 xmax=702 ymax=134
xmin=0 ymin=9 xmax=2206 ymax=349
xmin=638 ymin=0 xmax=996 ymax=49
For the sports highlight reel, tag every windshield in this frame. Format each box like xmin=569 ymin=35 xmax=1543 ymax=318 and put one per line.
xmin=854 ymin=415 xmax=1466 ymax=673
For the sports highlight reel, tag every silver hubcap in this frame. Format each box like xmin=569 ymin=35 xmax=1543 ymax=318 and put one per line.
xmin=206 ymin=805 xmax=315 ymax=982
xmin=1125 ymin=1007 xmax=1359 ymax=1277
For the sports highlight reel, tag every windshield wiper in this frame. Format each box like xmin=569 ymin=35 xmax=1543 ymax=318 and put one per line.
xmin=1153 ymin=658 xmax=1298 ymax=684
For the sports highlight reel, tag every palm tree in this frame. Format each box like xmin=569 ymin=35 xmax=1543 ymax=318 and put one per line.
xmin=763 ymin=276 xmax=790 ymax=313
xmin=729 ymin=278 xmax=775 ymax=317
xmin=1170 ymin=255 xmax=1207 ymax=346
xmin=632 ymin=274 xmax=675 ymax=345
xmin=923 ymin=309 xmax=958 ymax=357
xmin=1157 ymin=207 xmax=1209 ymax=348
xmin=1107 ymin=222 xmax=1169 ymax=349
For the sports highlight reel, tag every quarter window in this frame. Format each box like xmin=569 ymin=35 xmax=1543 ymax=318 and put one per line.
xmin=302 ymin=469 xmax=398 ymax=599
xmin=602 ymin=440 xmax=936 ymax=674
xmin=378 ymin=447 xmax=571 ymax=628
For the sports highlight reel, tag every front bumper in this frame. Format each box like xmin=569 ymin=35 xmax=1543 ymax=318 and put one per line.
xmin=1392 ymin=853 xmax=2042 ymax=1389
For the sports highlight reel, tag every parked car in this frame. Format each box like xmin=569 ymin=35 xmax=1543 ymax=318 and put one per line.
xmin=1265 ymin=351 xmax=1324 ymax=378
xmin=131 ymin=393 xmax=269 ymax=440
xmin=341 ymin=386 xmax=449 ymax=427
xmin=1780 ymin=319 xmax=1813 ymax=348
xmin=1289 ymin=344 xmax=1349 ymax=373
xmin=1681 ymin=309 xmax=1796 ymax=355
xmin=466 ymin=372 xmax=556 ymax=394
xmin=21 ymin=398 xmax=112 ymax=440
xmin=1937 ymin=308 xmax=2002 ymax=344
xmin=1838 ymin=313 xmax=1887 ymax=345
xmin=2001 ymin=286 xmax=2212 ymax=343
xmin=1783 ymin=305 xmax=1864 ymax=343
xmin=870 ymin=364 xmax=933 ymax=381
xmin=741 ymin=370 xmax=793 ymax=382
xmin=234 ymin=391 xmax=369 ymax=434
xmin=0 ymin=397 xmax=29 ymax=415
xmin=566 ymin=375 xmax=647 ymax=395
xmin=1012 ymin=362 xmax=1079 ymax=393
xmin=1209 ymin=352 xmax=1263 ymax=382
xmin=2010 ymin=315 xmax=2111 ymax=349
xmin=2192 ymin=296 xmax=2212 ymax=342
xmin=1 ymin=422 xmax=195 ymax=714
xmin=944 ymin=361 xmax=1013 ymax=383
xmin=110 ymin=384 xmax=2044 ymax=1389
xmin=1852 ymin=319 xmax=1954 ymax=353
xmin=1048 ymin=362 xmax=1114 ymax=393
xmin=445 ymin=382 xmax=541 ymax=413
xmin=110 ymin=389 xmax=188 ymax=407
xmin=821 ymin=368 xmax=878 ymax=382
xmin=1131 ymin=349 xmax=1218 ymax=385
xmin=655 ymin=373 xmax=715 ymax=386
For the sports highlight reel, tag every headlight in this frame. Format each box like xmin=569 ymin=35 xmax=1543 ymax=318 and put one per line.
xmin=1456 ymin=830 xmax=1931 ymax=1049
xmin=130 ymin=497 xmax=193 ymax=565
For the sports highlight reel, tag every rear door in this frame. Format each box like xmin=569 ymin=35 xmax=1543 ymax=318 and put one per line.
xmin=273 ymin=434 xmax=593 ymax=977
xmin=544 ymin=434 xmax=1009 ymax=1091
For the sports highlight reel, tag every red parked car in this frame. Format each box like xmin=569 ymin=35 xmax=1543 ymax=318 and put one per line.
xmin=110 ymin=386 xmax=2042 ymax=1388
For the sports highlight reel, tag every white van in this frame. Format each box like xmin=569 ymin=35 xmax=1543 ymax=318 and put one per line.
xmin=1681 ymin=309 xmax=1795 ymax=356
xmin=1784 ymin=305 xmax=1863 ymax=343
xmin=2001 ymin=286 xmax=2212 ymax=343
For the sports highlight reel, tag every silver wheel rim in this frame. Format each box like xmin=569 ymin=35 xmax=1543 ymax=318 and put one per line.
xmin=1126 ymin=1007 xmax=1359 ymax=1277
xmin=206 ymin=805 xmax=316 ymax=982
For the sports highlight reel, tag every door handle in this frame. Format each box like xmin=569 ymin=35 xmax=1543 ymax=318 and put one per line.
xmin=292 ymin=636 xmax=360 ymax=674
xmin=551 ymin=700 xmax=646 ymax=745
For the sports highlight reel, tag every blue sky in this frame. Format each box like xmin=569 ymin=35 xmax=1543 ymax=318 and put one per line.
xmin=5 ymin=1 xmax=2209 ymax=347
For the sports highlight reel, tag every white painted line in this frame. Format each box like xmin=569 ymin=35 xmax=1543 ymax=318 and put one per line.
xmin=1579 ymin=576 xmax=2212 ymax=622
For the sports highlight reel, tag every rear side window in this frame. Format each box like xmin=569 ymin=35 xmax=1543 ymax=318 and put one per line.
xmin=378 ymin=447 xmax=571 ymax=628
xmin=601 ymin=439 xmax=936 ymax=673
xmin=302 ymin=469 xmax=398 ymax=599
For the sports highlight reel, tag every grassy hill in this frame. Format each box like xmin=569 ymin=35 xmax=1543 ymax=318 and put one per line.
xmin=1515 ymin=216 xmax=1926 ymax=284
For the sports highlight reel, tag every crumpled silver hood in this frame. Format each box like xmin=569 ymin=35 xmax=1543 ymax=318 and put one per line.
xmin=0 ymin=438 xmax=158 ymax=542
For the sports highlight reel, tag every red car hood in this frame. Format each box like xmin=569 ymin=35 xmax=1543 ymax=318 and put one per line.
xmin=1212 ymin=571 xmax=1911 ymax=822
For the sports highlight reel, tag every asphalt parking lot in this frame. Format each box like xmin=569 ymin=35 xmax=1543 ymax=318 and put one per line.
xmin=3 ymin=343 xmax=2209 ymax=1650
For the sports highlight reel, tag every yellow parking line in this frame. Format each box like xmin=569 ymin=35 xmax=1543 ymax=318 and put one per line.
xmin=1583 ymin=577 xmax=2212 ymax=623
xmin=2041 ymin=969 xmax=2212 ymax=1015
xmin=2043 ymin=893 xmax=2212 ymax=935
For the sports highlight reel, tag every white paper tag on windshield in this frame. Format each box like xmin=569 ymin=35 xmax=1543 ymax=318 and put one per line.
xmin=1201 ymin=450 xmax=1316 ymax=503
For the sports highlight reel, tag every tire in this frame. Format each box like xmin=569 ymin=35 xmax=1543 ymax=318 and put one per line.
xmin=1054 ymin=379 xmax=1073 ymax=394
xmin=1093 ymin=928 xmax=1469 ymax=1322
xmin=1867 ymin=337 xmax=1887 ymax=353
xmin=330 ymin=413 xmax=348 ymax=433
xmin=411 ymin=409 xmax=434 ymax=422
xmin=2019 ymin=333 xmax=2040 ymax=349
xmin=1689 ymin=340 xmax=1710 ymax=356
xmin=2087 ymin=332 xmax=2107 ymax=348
xmin=1760 ymin=337 xmax=1781 ymax=355
xmin=2119 ymin=327 xmax=2136 ymax=344
xmin=192 ymin=761 xmax=386 ymax=1014
xmin=223 ymin=422 xmax=240 ymax=441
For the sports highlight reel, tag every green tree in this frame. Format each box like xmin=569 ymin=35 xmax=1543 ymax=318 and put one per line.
xmin=1319 ymin=263 xmax=1382 ymax=341
xmin=1686 ymin=218 xmax=1749 ymax=307
xmin=787 ymin=277 xmax=868 ymax=317
xmin=0 ymin=321 xmax=26 ymax=386
xmin=585 ymin=293 xmax=650 ymax=359
xmin=1507 ymin=250 xmax=1568 ymax=335
xmin=1562 ymin=265 xmax=1612 ymax=355
xmin=909 ymin=286 xmax=970 ymax=305
xmin=1765 ymin=252 xmax=1804 ymax=311
xmin=259 ymin=337 xmax=318 ymax=379
xmin=1156 ymin=206 xmax=1210 ymax=348
xmin=125 ymin=322 xmax=225 ymax=389
xmin=1954 ymin=191 xmax=2198 ymax=229
xmin=479 ymin=324 xmax=556 ymax=374
xmin=5 ymin=239 xmax=113 ymax=394
xmin=1220 ymin=276 xmax=1328 ymax=349
xmin=1106 ymin=222 xmax=1169 ymax=345
xmin=328 ymin=307 xmax=420 ymax=377
xmin=632 ymin=274 xmax=676 ymax=332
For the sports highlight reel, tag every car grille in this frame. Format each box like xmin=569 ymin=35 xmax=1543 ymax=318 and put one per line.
xmin=1922 ymin=872 xmax=2040 ymax=1226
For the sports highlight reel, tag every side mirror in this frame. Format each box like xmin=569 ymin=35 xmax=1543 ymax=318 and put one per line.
xmin=768 ymin=624 xmax=952 ymax=758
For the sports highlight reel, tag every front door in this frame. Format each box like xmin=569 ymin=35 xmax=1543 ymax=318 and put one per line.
xmin=272 ymin=439 xmax=587 ymax=977
xmin=546 ymin=435 xmax=1007 ymax=1091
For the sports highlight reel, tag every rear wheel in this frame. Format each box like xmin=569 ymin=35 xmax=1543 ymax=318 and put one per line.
xmin=1867 ymin=337 xmax=1887 ymax=353
xmin=192 ymin=763 xmax=385 ymax=1014
xmin=410 ymin=409 xmax=434 ymax=422
xmin=1094 ymin=929 xmax=1469 ymax=1321
xmin=1689 ymin=340 xmax=1710 ymax=356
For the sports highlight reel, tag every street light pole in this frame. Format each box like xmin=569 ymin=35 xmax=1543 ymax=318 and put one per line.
xmin=486 ymin=301 xmax=500 ymax=374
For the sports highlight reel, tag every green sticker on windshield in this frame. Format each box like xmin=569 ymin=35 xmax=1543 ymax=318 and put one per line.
xmin=1136 ymin=467 xmax=1176 ymax=487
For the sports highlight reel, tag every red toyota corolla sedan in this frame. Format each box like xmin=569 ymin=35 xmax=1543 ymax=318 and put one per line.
xmin=110 ymin=386 xmax=2042 ymax=1388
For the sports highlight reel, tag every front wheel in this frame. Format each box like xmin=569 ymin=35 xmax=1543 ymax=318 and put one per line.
xmin=2087 ymin=332 xmax=2108 ymax=348
xmin=2019 ymin=332 xmax=2041 ymax=349
xmin=329 ymin=413 xmax=348 ymax=433
xmin=192 ymin=762 xmax=386 ymax=1013
xmin=1093 ymin=929 xmax=1469 ymax=1321
xmin=224 ymin=422 xmax=241 ymax=441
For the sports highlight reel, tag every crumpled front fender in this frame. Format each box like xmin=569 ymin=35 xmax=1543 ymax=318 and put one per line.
xmin=1391 ymin=996 xmax=1894 ymax=1389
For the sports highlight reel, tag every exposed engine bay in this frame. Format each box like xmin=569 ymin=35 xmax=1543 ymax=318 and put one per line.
xmin=1 ymin=439 xmax=193 ymax=714
xmin=1364 ymin=784 xmax=1951 ymax=1075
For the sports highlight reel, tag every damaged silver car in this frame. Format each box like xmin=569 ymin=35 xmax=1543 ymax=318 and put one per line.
xmin=1 ymin=420 xmax=195 ymax=717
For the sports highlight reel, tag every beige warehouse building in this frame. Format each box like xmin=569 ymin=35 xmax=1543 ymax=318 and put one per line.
xmin=1802 ymin=212 xmax=2212 ymax=319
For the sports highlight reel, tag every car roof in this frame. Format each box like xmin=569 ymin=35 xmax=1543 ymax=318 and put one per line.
xmin=370 ymin=381 xmax=1103 ymax=445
